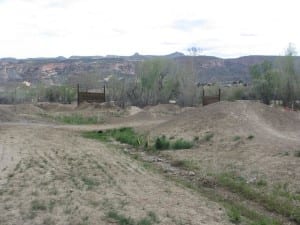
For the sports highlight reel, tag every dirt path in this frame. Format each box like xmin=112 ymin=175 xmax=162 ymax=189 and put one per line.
xmin=0 ymin=122 xmax=230 ymax=225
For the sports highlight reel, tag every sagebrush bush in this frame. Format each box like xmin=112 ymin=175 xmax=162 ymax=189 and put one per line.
xmin=154 ymin=136 xmax=170 ymax=150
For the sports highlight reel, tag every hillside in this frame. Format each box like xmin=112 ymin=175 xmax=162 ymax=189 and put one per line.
xmin=1 ymin=54 xmax=299 ymax=85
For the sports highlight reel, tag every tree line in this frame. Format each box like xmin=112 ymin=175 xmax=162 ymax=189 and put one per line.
xmin=250 ymin=44 xmax=300 ymax=108
xmin=1 ymin=44 xmax=299 ymax=108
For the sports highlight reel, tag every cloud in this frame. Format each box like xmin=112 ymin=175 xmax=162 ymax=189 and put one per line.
xmin=240 ymin=33 xmax=257 ymax=37
xmin=0 ymin=0 xmax=299 ymax=58
xmin=172 ymin=19 xmax=210 ymax=32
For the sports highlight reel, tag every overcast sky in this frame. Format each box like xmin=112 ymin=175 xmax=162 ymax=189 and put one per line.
xmin=0 ymin=0 xmax=299 ymax=58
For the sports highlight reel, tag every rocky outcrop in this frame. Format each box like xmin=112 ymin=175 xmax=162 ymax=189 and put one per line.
xmin=0 ymin=54 xmax=299 ymax=85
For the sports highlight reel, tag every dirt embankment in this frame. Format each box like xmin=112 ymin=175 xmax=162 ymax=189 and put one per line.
xmin=0 ymin=123 xmax=229 ymax=225
xmin=148 ymin=101 xmax=300 ymax=190
xmin=1 ymin=100 xmax=300 ymax=224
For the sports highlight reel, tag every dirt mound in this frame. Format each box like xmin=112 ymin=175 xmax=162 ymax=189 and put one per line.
xmin=150 ymin=101 xmax=300 ymax=141
xmin=144 ymin=104 xmax=182 ymax=115
xmin=127 ymin=106 xmax=143 ymax=116
xmin=0 ymin=105 xmax=17 ymax=122
xmin=36 ymin=102 xmax=76 ymax=112
xmin=15 ymin=104 xmax=45 ymax=115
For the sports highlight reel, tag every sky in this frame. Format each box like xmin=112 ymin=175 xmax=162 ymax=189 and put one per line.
xmin=0 ymin=0 xmax=299 ymax=59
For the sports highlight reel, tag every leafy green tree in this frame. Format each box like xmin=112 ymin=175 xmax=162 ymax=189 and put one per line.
xmin=250 ymin=61 xmax=279 ymax=105
xmin=137 ymin=58 xmax=178 ymax=105
xmin=278 ymin=43 xmax=300 ymax=107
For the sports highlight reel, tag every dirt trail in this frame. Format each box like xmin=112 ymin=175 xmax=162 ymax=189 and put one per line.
xmin=148 ymin=101 xmax=300 ymax=187
xmin=0 ymin=122 xmax=229 ymax=225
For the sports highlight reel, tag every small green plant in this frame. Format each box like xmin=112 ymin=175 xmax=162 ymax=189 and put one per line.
xmin=81 ymin=176 xmax=99 ymax=189
xmin=171 ymin=139 xmax=193 ymax=149
xmin=106 ymin=210 xmax=159 ymax=225
xmin=227 ymin=207 xmax=241 ymax=224
xmin=282 ymin=151 xmax=289 ymax=156
xmin=256 ymin=179 xmax=268 ymax=187
xmin=31 ymin=199 xmax=47 ymax=211
xmin=154 ymin=136 xmax=170 ymax=150
xmin=294 ymin=150 xmax=300 ymax=157
xmin=106 ymin=211 xmax=135 ymax=225
xmin=247 ymin=135 xmax=255 ymax=140
xmin=233 ymin=136 xmax=241 ymax=141
xmin=147 ymin=211 xmax=159 ymax=223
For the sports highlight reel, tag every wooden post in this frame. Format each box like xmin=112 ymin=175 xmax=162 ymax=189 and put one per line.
xmin=77 ymin=84 xmax=80 ymax=106
xmin=218 ymin=88 xmax=221 ymax=101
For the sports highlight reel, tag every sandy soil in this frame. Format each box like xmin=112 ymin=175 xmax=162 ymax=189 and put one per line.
xmin=148 ymin=101 xmax=300 ymax=191
xmin=0 ymin=122 xmax=229 ymax=225
xmin=1 ymin=100 xmax=300 ymax=225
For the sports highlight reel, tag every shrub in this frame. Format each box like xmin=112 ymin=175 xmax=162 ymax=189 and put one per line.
xmin=171 ymin=139 xmax=193 ymax=149
xmin=294 ymin=150 xmax=300 ymax=157
xmin=247 ymin=135 xmax=255 ymax=140
xmin=154 ymin=136 xmax=170 ymax=150
xmin=227 ymin=207 xmax=241 ymax=224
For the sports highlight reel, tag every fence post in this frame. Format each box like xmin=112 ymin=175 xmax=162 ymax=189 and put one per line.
xmin=77 ymin=84 xmax=80 ymax=106
xmin=218 ymin=88 xmax=221 ymax=101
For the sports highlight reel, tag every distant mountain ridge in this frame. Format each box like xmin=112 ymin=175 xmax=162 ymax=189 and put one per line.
xmin=1 ymin=53 xmax=299 ymax=85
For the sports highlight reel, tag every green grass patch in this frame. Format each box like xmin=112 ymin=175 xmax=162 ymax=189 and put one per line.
xmin=83 ymin=127 xmax=145 ymax=147
xmin=82 ymin=130 xmax=111 ymax=142
xmin=111 ymin=127 xmax=145 ymax=147
xmin=227 ymin=206 xmax=241 ymax=224
xmin=171 ymin=173 xmax=282 ymax=225
xmin=171 ymin=139 xmax=193 ymax=149
xmin=83 ymin=128 xmax=193 ymax=151
xmin=154 ymin=136 xmax=193 ymax=150
xmin=106 ymin=210 xmax=159 ymax=225
xmin=216 ymin=173 xmax=300 ymax=223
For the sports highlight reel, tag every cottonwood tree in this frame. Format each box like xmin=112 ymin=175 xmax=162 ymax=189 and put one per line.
xmin=278 ymin=43 xmax=300 ymax=107
xmin=250 ymin=61 xmax=279 ymax=105
xmin=136 ymin=57 xmax=178 ymax=105
xmin=251 ymin=43 xmax=300 ymax=107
